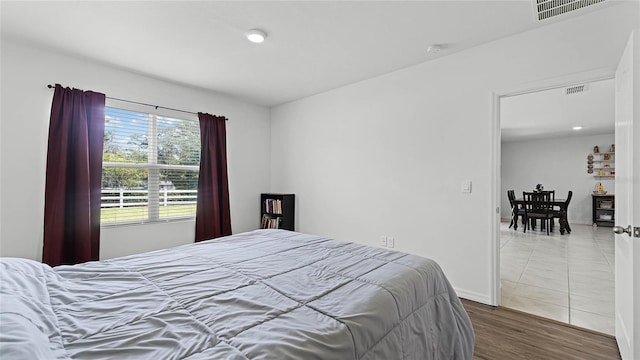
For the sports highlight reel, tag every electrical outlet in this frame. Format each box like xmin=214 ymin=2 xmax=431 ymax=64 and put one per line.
xmin=380 ymin=236 xmax=387 ymax=247
xmin=387 ymin=237 xmax=395 ymax=248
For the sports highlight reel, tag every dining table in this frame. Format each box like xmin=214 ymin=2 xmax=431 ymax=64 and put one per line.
xmin=512 ymin=197 xmax=570 ymax=235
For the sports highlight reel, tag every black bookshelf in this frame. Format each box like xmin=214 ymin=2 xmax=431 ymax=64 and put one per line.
xmin=260 ymin=193 xmax=295 ymax=231
xmin=592 ymin=194 xmax=614 ymax=227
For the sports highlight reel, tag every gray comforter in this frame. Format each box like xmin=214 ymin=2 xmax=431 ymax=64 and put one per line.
xmin=0 ymin=229 xmax=474 ymax=359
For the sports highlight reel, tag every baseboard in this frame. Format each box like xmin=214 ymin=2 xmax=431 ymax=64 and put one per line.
xmin=503 ymin=219 xmax=593 ymax=226
xmin=455 ymin=287 xmax=493 ymax=305
xmin=569 ymin=220 xmax=592 ymax=226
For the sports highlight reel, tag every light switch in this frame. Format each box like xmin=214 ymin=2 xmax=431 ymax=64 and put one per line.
xmin=461 ymin=180 xmax=472 ymax=193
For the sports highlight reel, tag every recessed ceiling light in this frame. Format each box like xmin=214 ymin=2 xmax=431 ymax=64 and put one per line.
xmin=572 ymin=126 xmax=584 ymax=130
xmin=246 ymin=29 xmax=267 ymax=43
xmin=426 ymin=45 xmax=442 ymax=54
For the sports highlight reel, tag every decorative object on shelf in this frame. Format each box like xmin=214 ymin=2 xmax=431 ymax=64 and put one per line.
xmin=600 ymin=200 xmax=613 ymax=209
xmin=610 ymin=144 xmax=615 ymax=152
xmin=593 ymin=182 xmax=606 ymax=194
xmin=603 ymin=153 xmax=611 ymax=160
xmin=587 ymin=169 xmax=593 ymax=174
xmin=535 ymin=184 xmax=544 ymax=193
xmin=593 ymin=145 xmax=599 ymax=153
xmin=587 ymin=154 xmax=594 ymax=161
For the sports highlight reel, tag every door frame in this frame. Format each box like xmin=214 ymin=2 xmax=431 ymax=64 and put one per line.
xmin=490 ymin=67 xmax=616 ymax=306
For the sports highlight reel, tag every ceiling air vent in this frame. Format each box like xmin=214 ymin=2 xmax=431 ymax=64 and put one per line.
xmin=566 ymin=84 xmax=586 ymax=95
xmin=534 ymin=0 xmax=606 ymax=21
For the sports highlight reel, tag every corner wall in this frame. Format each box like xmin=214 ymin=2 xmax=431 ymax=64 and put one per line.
xmin=269 ymin=4 xmax=639 ymax=303
xmin=0 ymin=39 xmax=271 ymax=260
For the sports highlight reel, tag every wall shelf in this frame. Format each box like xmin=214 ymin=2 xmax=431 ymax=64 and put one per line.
xmin=587 ymin=150 xmax=614 ymax=178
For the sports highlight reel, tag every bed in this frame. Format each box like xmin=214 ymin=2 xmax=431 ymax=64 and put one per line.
xmin=0 ymin=229 xmax=474 ymax=359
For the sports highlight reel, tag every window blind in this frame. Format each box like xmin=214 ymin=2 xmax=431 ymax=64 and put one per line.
xmin=102 ymin=107 xmax=200 ymax=225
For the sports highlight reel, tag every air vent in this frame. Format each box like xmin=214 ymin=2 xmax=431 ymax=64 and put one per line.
xmin=566 ymin=85 xmax=586 ymax=95
xmin=534 ymin=0 xmax=606 ymax=21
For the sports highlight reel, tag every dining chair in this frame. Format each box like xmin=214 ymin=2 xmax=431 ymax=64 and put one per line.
xmin=533 ymin=190 xmax=555 ymax=231
xmin=552 ymin=190 xmax=572 ymax=234
xmin=522 ymin=191 xmax=553 ymax=235
xmin=546 ymin=190 xmax=555 ymax=231
xmin=548 ymin=190 xmax=555 ymax=202
xmin=507 ymin=190 xmax=525 ymax=230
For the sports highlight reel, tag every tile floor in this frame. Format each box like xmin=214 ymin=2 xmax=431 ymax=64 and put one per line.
xmin=500 ymin=220 xmax=615 ymax=335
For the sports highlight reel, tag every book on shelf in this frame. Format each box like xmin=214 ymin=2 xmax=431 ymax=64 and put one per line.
xmin=263 ymin=198 xmax=282 ymax=214
xmin=260 ymin=214 xmax=280 ymax=229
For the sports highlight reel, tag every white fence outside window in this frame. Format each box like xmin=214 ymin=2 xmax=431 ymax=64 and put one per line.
xmin=101 ymin=189 xmax=197 ymax=208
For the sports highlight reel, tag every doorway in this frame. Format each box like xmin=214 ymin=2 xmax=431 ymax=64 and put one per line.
xmin=493 ymin=74 xmax=616 ymax=334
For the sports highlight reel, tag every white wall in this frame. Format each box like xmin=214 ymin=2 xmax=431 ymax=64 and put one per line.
xmin=0 ymin=38 xmax=271 ymax=261
xmin=269 ymin=4 xmax=639 ymax=303
xmin=501 ymin=134 xmax=616 ymax=226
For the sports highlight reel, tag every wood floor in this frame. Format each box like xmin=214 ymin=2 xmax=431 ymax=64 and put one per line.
xmin=462 ymin=299 xmax=621 ymax=360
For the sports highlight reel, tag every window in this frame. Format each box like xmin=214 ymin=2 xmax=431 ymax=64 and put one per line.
xmin=101 ymin=107 xmax=200 ymax=225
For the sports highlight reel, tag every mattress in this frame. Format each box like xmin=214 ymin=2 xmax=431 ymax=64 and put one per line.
xmin=0 ymin=229 xmax=474 ymax=359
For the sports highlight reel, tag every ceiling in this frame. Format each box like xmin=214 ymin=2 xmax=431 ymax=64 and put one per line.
xmin=0 ymin=1 xmax=624 ymax=143
xmin=501 ymin=78 xmax=615 ymax=143
xmin=1 ymin=0 xmax=621 ymax=108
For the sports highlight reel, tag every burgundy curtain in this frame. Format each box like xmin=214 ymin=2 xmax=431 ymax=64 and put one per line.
xmin=195 ymin=113 xmax=232 ymax=241
xmin=43 ymin=84 xmax=105 ymax=266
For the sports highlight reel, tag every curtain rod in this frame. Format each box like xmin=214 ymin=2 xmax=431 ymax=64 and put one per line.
xmin=47 ymin=84 xmax=227 ymax=120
